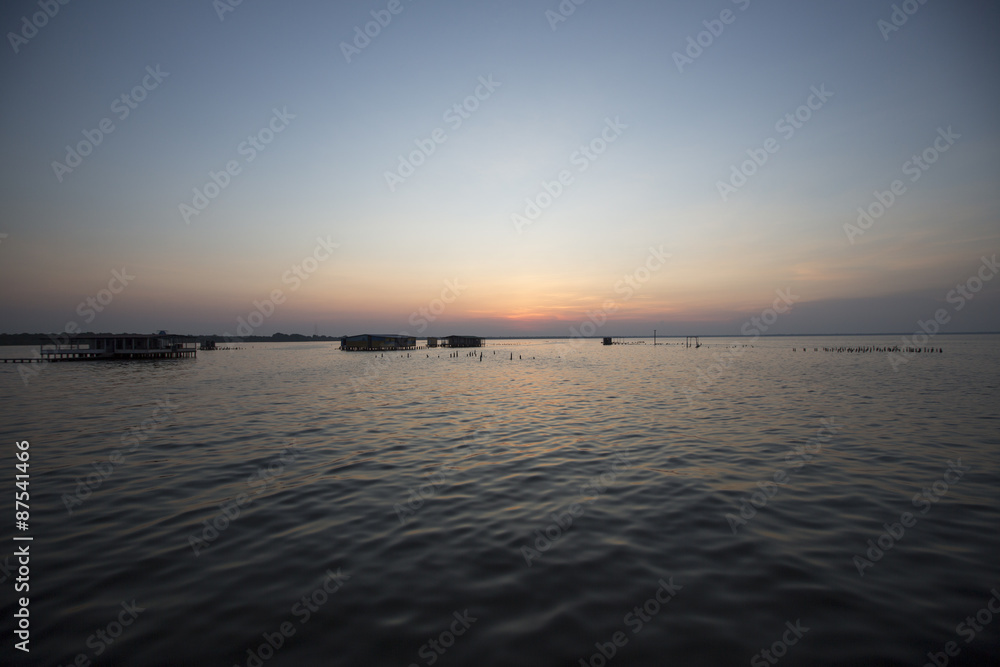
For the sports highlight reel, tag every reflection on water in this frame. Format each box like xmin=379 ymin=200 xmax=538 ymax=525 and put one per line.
xmin=1 ymin=336 xmax=998 ymax=665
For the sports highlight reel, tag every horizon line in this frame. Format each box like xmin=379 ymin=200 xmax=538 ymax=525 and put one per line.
xmin=2 ymin=330 xmax=999 ymax=341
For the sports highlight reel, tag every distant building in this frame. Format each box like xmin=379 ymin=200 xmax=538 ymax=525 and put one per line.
xmin=340 ymin=334 xmax=417 ymax=351
xmin=41 ymin=334 xmax=197 ymax=361
xmin=442 ymin=335 xmax=484 ymax=348
xmin=603 ymin=337 xmax=612 ymax=345
xmin=426 ymin=337 xmax=438 ymax=348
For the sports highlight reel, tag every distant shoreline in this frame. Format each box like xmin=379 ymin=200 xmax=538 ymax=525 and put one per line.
xmin=1 ymin=331 xmax=997 ymax=346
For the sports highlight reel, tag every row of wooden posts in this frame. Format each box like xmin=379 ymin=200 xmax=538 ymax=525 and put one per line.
xmin=794 ymin=346 xmax=943 ymax=353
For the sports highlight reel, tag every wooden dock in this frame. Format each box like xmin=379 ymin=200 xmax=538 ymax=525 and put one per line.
xmin=602 ymin=337 xmax=648 ymax=345
xmin=3 ymin=334 xmax=197 ymax=364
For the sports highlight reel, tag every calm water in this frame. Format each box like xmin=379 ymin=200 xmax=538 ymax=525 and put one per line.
xmin=1 ymin=336 xmax=998 ymax=666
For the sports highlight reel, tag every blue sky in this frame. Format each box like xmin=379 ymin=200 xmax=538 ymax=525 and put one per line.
xmin=1 ymin=0 xmax=998 ymax=337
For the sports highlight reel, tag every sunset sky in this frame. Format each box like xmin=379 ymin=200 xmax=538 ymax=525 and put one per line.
xmin=1 ymin=0 xmax=998 ymax=337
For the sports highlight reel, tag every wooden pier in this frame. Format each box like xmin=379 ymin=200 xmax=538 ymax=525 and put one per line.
xmin=2 ymin=334 xmax=197 ymax=363
xmin=341 ymin=334 xmax=418 ymax=351
xmin=602 ymin=337 xmax=646 ymax=345
xmin=441 ymin=335 xmax=485 ymax=348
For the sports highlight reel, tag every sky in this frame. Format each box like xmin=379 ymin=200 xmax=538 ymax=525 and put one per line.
xmin=1 ymin=0 xmax=998 ymax=338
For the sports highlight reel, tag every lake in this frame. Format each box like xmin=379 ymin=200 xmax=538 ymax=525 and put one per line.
xmin=1 ymin=335 xmax=998 ymax=666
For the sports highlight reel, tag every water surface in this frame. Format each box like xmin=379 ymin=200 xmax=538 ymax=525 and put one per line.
xmin=1 ymin=336 xmax=998 ymax=666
